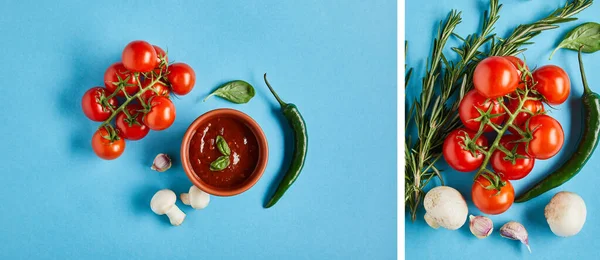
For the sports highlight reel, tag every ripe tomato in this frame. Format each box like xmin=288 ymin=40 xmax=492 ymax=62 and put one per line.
xmin=490 ymin=135 xmax=534 ymax=180
xmin=503 ymin=56 xmax=531 ymax=89
xmin=527 ymin=115 xmax=564 ymax=159
xmin=104 ymin=62 xmax=139 ymax=97
xmin=115 ymin=104 xmax=150 ymax=140
xmin=91 ymin=128 xmax=125 ymax=160
xmin=122 ymin=40 xmax=157 ymax=73
xmin=473 ymin=56 xmax=520 ymax=98
xmin=140 ymin=78 xmax=171 ymax=102
xmin=167 ymin=63 xmax=196 ymax=95
xmin=459 ymin=90 xmax=505 ymax=132
xmin=532 ymin=65 xmax=570 ymax=105
xmin=143 ymin=96 xmax=176 ymax=131
xmin=82 ymin=87 xmax=118 ymax=122
xmin=472 ymin=176 xmax=514 ymax=215
xmin=443 ymin=128 xmax=488 ymax=172
xmin=507 ymin=98 xmax=544 ymax=127
xmin=153 ymin=45 xmax=167 ymax=63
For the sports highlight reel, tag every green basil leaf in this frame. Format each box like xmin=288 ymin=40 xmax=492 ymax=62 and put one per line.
xmin=203 ymin=80 xmax=255 ymax=104
xmin=209 ymin=155 xmax=230 ymax=171
xmin=550 ymin=22 xmax=600 ymax=59
xmin=216 ymin=135 xmax=231 ymax=156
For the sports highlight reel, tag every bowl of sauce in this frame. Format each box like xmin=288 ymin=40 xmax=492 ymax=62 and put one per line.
xmin=181 ymin=109 xmax=268 ymax=196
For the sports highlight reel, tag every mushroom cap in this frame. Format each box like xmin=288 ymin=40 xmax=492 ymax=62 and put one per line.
xmin=423 ymin=186 xmax=468 ymax=230
xmin=189 ymin=186 xmax=210 ymax=209
xmin=545 ymin=191 xmax=587 ymax=237
xmin=150 ymin=189 xmax=177 ymax=215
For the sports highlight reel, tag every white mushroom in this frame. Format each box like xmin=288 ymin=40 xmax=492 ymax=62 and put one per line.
xmin=545 ymin=191 xmax=586 ymax=237
xmin=423 ymin=186 xmax=468 ymax=230
xmin=150 ymin=189 xmax=186 ymax=226
xmin=180 ymin=186 xmax=210 ymax=209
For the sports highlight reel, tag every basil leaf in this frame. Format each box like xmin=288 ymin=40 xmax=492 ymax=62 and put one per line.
xmin=203 ymin=80 xmax=255 ymax=104
xmin=550 ymin=22 xmax=600 ymax=59
xmin=209 ymin=155 xmax=230 ymax=171
xmin=216 ymin=135 xmax=231 ymax=156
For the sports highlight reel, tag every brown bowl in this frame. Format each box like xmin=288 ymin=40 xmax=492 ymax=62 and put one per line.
xmin=180 ymin=108 xmax=268 ymax=196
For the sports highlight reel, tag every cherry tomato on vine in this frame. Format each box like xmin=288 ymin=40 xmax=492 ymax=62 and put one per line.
xmin=81 ymin=87 xmax=118 ymax=122
xmin=115 ymin=104 xmax=149 ymax=140
xmin=473 ymin=56 xmax=520 ymax=98
xmin=153 ymin=45 xmax=168 ymax=74
xmin=503 ymin=56 xmax=531 ymax=89
xmin=104 ymin=62 xmax=139 ymax=97
xmin=472 ymin=176 xmax=514 ymax=215
xmin=507 ymin=98 xmax=544 ymax=127
xmin=143 ymin=96 xmax=176 ymax=131
xmin=443 ymin=128 xmax=488 ymax=172
xmin=122 ymin=40 xmax=157 ymax=73
xmin=490 ymin=135 xmax=535 ymax=180
xmin=91 ymin=128 xmax=125 ymax=160
xmin=459 ymin=90 xmax=506 ymax=132
xmin=140 ymin=78 xmax=171 ymax=102
xmin=527 ymin=114 xmax=564 ymax=159
xmin=532 ymin=65 xmax=570 ymax=105
xmin=167 ymin=63 xmax=196 ymax=95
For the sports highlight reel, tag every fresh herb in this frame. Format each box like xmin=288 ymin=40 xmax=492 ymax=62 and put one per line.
xmin=204 ymin=80 xmax=255 ymax=104
xmin=216 ymin=135 xmax=231 ymax=156
xmin=210 ymin=155 xmax=231 ymax=171
xmin=405 ymin=0 xmax=591 ymax=222
xmin=550 ymin=22 xmax=600 ymax=59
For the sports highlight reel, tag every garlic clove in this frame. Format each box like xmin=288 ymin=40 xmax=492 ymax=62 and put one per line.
xmin=151 ymin=153 xmax=172 ymax=172
xmin=469 ymin=215 xmax=493 ymax=239
xmin=500 ymin=221 xmax=531 ymax=253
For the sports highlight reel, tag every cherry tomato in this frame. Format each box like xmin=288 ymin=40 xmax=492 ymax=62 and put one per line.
xmin=459 ymin=90 xmax=506 ymax=132
xmin=532 ymin=65 xmax=570 ymax=105
xmin=490 ymin=135 xmax=535 ymax=180
xmin=167 ymin=63 xmax=196 ymax=95
xmin=91 ymin=128 xmax=125 ymax=160
xmin=82 ymin=87 xmax=118 ymax=122
xmin=115 ymin=104 xmax=150 ymax=140
xmin=153 ymin=45 xmax=168 ymax=74
xmin=143 ymin=96 xmax=175 ymax=131
xmin=122 ymin=40 xmax=157 ymax=73
xmin=507 ymin=98 xmax=544 ymax=127
xmin=527 ymin=114 xmax=564 ymax=159
xmin=443 ymin=128 xmax=488 ymax=172
xmin=473 ymin=56 xmax=520 ymax=98
xmin=503 ymin=56 xmax=531 ymax=89
xmin=472 ymin=176 xmax=514 ymax=215
xmin=140 ymin=78 xmax=171 ymax=102
xmin=104 ymin=62 xmax=139 ymax=97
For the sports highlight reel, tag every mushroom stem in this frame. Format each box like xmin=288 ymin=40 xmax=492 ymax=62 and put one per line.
xmin=166 ymin=205 xmax=186 ymax=226
xmin=424 ymin=213 xmax=440 ymax=229
xmin=180 ymin=193 xmax=191 ymax=205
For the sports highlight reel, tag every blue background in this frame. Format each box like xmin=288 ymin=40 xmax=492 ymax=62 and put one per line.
xmin=0 ymin=1 xmax=396 ymax=259
xmin=406 ymin=0 xmax=600 ymax=259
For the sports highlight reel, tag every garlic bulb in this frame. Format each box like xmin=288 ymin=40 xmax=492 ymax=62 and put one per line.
xmin=469 ymin=215 xmax=493 ymax=239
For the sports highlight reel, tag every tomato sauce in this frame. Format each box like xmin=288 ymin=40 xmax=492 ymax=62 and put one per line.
xmin=188 ymin=116 xmax=259 ymax=188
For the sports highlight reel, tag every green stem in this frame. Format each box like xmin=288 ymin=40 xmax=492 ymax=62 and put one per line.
xmin=578 ymin=46 xmax=591 ymax=95
xmin=263 ymin=73 xmax=287 ymax=107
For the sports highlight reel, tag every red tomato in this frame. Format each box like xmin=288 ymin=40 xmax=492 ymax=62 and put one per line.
xmin=503 ymin=56 xmax=531 ymax=89
xmin=490 ymin=135 xmax=535 ymax=180
xmin=122 ymin=40 xmax=158 ymax=73
xmin=143 ymin=96 xmax=176 ymax=131
xmin=473 ymin=56 xmax=520 ymax=98
xmin=472 ymin=176 xmax=514 ymax=215
xmin=167 ymin=63 xmax=196 ymax=95
xmin=527 ymin=115 xmax=564 ymax=159
xmin=91 ymin=128 xmax=125 ymax=160
xmin=532 ymin=65 xmax=570 ymax=105
xmin=115 ymin=104 xmax=150 ymax=140
xmin=459 ymin=90 xmax=506 ymax=132
xmin=507 ymin=98 xmax=544 ymax=127
xmin=82 ymin=87 xmax=118 ymax=122
xmin=140 ymin=78 xmax=171 ymax=102
xmin=153 ymin=45 xmax=168 ymax=74
xmin=443 ymin=128 xmax=488 ymax=172
xmin=104 ymin=62 xmax=139 ymax=97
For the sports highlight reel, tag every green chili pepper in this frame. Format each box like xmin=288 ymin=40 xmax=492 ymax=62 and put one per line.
xmin=263 ymin=73 xmax=308 ymax=208
xmin=516 ymin=48 xmax=600 ymax=202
